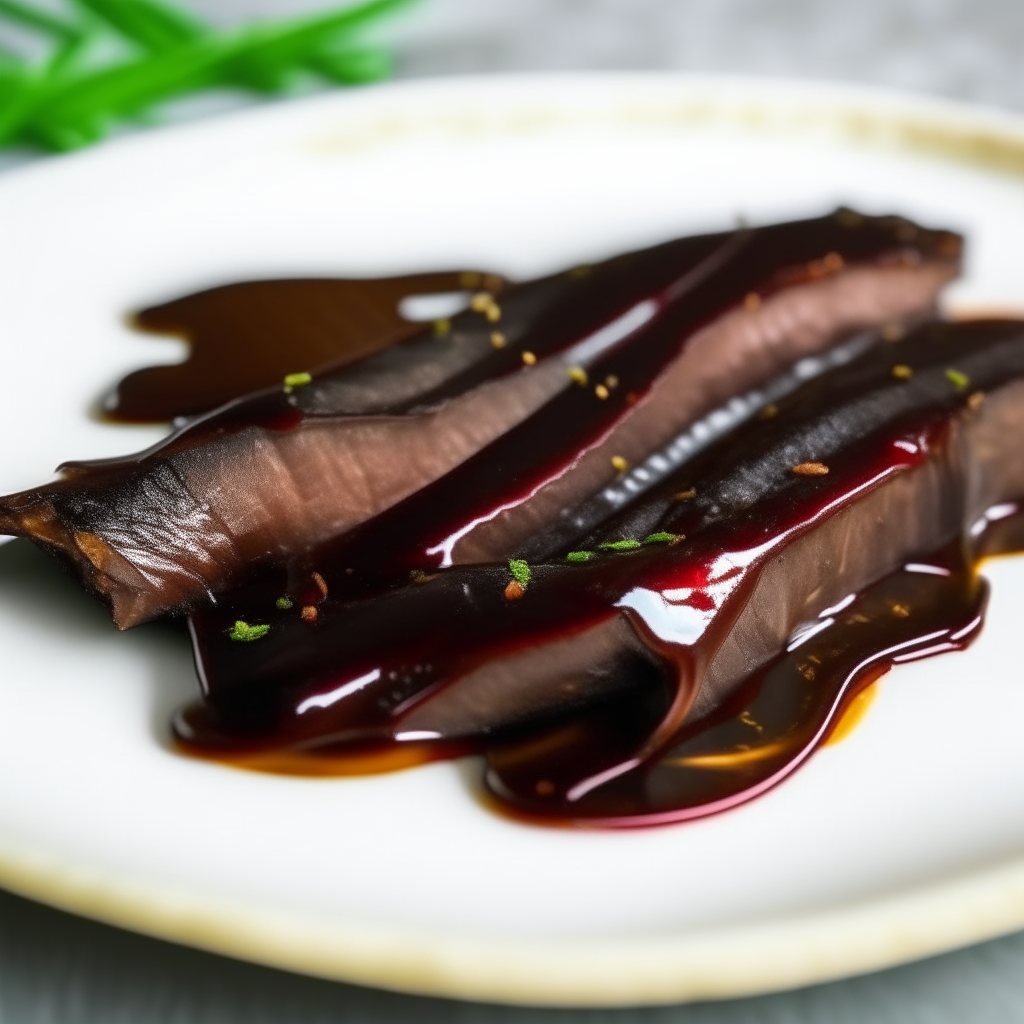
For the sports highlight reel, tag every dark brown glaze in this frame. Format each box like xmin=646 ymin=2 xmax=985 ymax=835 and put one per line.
xmin=177 ymin=319 xmax=1024 ymax=826
xmin=0 ymin=210 xmax=958 ymax=629
xmin=109 ymin=271 xmax=509 ymax=423
xmin=0 ymin=224 xmax=733 ymax=626
xmin=173 ymin=210 xmax=962 ymax=622
xmin=485 ymin=537 xmax=989 ymax=826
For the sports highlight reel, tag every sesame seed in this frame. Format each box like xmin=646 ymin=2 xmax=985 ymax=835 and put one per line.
xmin=469 ymin=292 xmax=492 ymax=313
xmin=490 ymin=332 xmax=506 ymax=349
xmin=967 ymin=391 xmax=985 ymax=411
xmin=758 ymin=404 xmax=778 ymax=420
xmin=521 ymin=351 xmax=537 ymax=366
xmin=791 ymin=462 xmax=829 ymax=476
xmin=605 ymin=375 xmax=619 ymax=389
xmin=674 ymin=488 xmax=696 ymax=500
xmin=891 ymin=603 xmax=910 ymax=618
xmin=433 ymin=318 xmax=451 ymax=336
xmin=946 ymin=368 xmax=970 ymax=389
xmin=611 ymin=455 xmax=629 ymax=473
xmin=595 ymin=384 xmax=609 ymax=399
xmin=891 ymin=364 xmax=913 ymax=380
xmin=567 ymin=366 xmax=588 ymax=386
xmin=823 ymin=251 xmax=844 ymax=273
xmin=484 ymin=302 xmax=501 ymax=323
xmin=312 ymin=572 xmax=328 ymax=599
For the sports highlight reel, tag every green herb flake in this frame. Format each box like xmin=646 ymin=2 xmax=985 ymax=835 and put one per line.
xmin=598 ymin=539 xmax=642 ymax=551
xmin=275 ymin=596 xmax=293 ymax=610
xmin=945 ymin=368 xmax=970 ymax=389
xmin=229 ymin=619 xmax=270 ymax=642
xmin=565 ymin=551 xmax=593 ymax=563
xmin=644 ymin=532 xmax=679 ymax=544
xmin=508 ymin=559 xmax=531 ymax=586
xmin=283 ymin=371 xmax=312 ymax=392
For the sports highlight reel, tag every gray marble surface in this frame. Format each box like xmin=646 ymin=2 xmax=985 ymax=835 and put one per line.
xmin=4 ymin=1 xmax=1024 ymax=1020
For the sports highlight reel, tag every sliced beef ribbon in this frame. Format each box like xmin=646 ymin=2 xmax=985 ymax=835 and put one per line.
xmin=182 ymin=320 xmax=1024 ymax=813
xmin=0 ymin=210 xmax=958 ymax=628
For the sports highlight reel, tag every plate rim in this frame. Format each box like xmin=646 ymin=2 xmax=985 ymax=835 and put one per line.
xmin=5 ymin=69 xmax=1024 ymax=1007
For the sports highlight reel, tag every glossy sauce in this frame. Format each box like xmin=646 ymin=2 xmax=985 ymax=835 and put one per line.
xmin=94 ymin=213 xmax=1013 ymax=829
xmin=176 ymin=317 xmax=1024 ymax=827
xmin=107 ymin=271 xmax=508 ymax=422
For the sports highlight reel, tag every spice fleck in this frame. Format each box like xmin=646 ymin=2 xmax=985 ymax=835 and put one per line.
xmin=508 ymin=559 xmax=531 ymax=587
xmin=229 ymin=620 xmax=269 ymax=642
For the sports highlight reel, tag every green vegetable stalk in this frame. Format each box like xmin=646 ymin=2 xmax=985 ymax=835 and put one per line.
xmin=0 ymin=0 xmax=417 ymax=152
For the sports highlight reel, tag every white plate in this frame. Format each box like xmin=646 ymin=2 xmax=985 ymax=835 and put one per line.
xmin=3 ymin=73 xmax=1024 ymax=1008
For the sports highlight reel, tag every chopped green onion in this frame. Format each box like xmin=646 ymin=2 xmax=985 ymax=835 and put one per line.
xmin=508 ymin=559 xmax=531 ymax=586
xmin=565 ymin=551 xmax=592 ymax=563
xmin=598 ymin=539 xmax=642 ymax=551
xmin=945 ymin=368 xmax=970 ymax=389
xmin=643 ymin=532 xmax=679 ymax=544
xmin=229 ymin=620 xmax=270 ymax=641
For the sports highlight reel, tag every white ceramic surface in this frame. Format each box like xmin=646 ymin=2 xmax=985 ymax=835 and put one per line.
xmin=2 ymin=73 xmax=1024 ymax=1007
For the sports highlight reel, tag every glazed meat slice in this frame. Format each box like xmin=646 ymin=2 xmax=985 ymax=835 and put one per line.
xmin=211 ymin=211 xmax=962 ymax=615
xmin=180 ymin=320 xmax=1024 ymax=803
xmin=0 ymin=211 xmax=959 ymax=628
xmin=0 ymin=226 xmax=731 ymax=625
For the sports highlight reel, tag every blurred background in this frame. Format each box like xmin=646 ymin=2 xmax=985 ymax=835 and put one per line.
xmin=3 ymin=0 xmax=1024 ymax=1020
